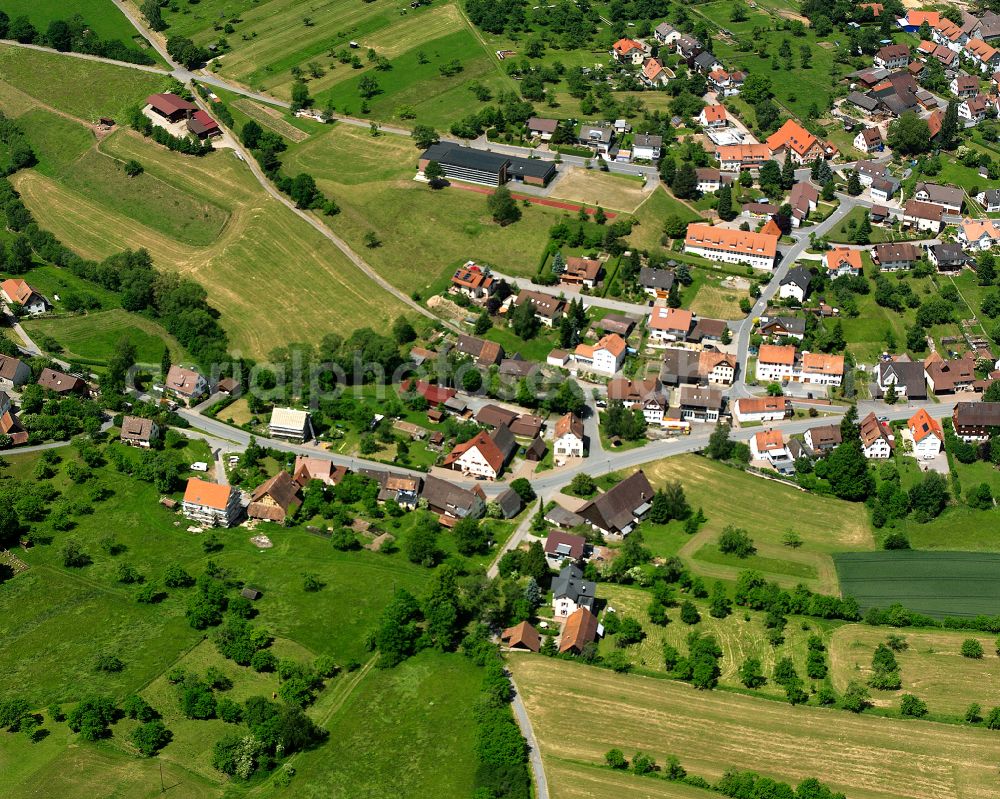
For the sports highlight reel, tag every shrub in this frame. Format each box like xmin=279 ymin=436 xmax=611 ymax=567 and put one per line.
xmin=717 ymin=526 xmax=756 ymax=558
xmin=899 ymin=693 xmax=928 ymax=718
xmin=961 ymin=638 xmax=985 ymax=659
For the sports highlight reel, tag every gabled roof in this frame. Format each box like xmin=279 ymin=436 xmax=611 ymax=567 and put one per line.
xmin=527 ymin=117 xmax=559 ymax=133
xmin=807 ymin=424 xmax=842 ymax=448
xmin=37 ymin=368 xmax=86 ymax=394
xmin=501 ymin=621 xmax=541 ymax=652
xmin=638 ymin=267 xmax=674 ymax=289
xmin=701 ymin=104 xmax=727 ymax=123
xmin=859 ymin=411 xmax=892 ymax=448
xmin=612 ymin=38 xmax=645 ymax=55
xmin=515 ymin=289 xmax=565 ymax=318
xmin=736 ymin=396 xmax=790 ymax=415
xmin=577 ymin=470 xmax=654 ymax=535
xmin=753 ymin=429 xmax=787 ymax=452
xmin=120 ymin=416 xmax=156 ymax=442
xmin=545 ymin=530 xmax=586 ymax=561
xmin=780 ymin=266 xmax=812 ymax=290
xmin=166 ymin=365 xmax=204 ymax=395
xmin=0 ymin=354 xmax=27 ymax=382
xmin=555 ymin=412 xmax=584 ymax=439
xmin=560 ymin=607 xmax=599 ymax=653
xmin=874 ymin=242 xmax=920 ymax=262
xmin=801 ymin=352 xmax=845 ymax=376
xmin=765 ymin=119 xmax=820 ymax=158
xmin=552 ymin=563 xmax=596 ymax=606
xmin=184 ymin=478 xmax=235 ymax=510
xmin=648 ymin=306 xmax=692 ymax=333
xmin=476 ymin=404 xmax=519 ymax=428
xmin=443 ymin=428 xmax=510 ymax=473
xmin=147 ymin=92 xmax=196 ymax=115
xmin=1 ymin=278 xmax=45 ymax=307
xmin=685 ymin=223 xmax=778 ymax=259
xmin=903 ymin=199 xmax=945 ymax=221
xmin=907 ymin=408 xmax=943 ymax=443
xmin=758 ymin=344 xmax=797 ymax=365
xmin=679 ymin=385 xmax=722 ymax=409
xmin=825 ymin=247 xmax=863 ymax=273
xmin=249 ymin=470 xmax=302 ymax=519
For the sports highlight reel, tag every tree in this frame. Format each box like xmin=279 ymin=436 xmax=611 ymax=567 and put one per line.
xmin=9 ymin=16 xmax=37 ymax=44
xmin=140 ymin=0 xmax=167 ymax=31
xmin=488 ymin=186 xmax=521 ymax=226
xmin=67 ymin=695 xmax=118 ymax=740
xmin=404 ymin=517 xmax=440 ymax=567
xmin=131 ymin=719 xmax=172 ymax=756
xmin=738 ymin=656 xmax=766 ymax=688
xmin=826 ymin=438 xmax=874 ymax=501
xmin=412 ymin=125 xmax=439 ymax=149
xmin=988 ymin=707 xmax=1000 ymax=730
xmin=899 ymin=694 xmax=928 ymax=718
xmin=605 ymin=748 xmax=628 ymax=769
xmin=671 ymin=162 xmax=699 ymax=199
xmin=841 ymin=680 xmax=871 ymax=713
xmin=290 ymin=80 xmax=311 ymax=111
xmin=965 ymin=702 xmax=983 ymax=723
xmin=166 ymin=36 xmax=209 ymax=69
xmin=961 ymin=638 xmax=985 ymax=659
xmin=709 ymin=581 xmax=731 ymax=619
xmin=61 ymin=539 xmax=91 ymax=568
xmin=938 ymin=100 xmax=960 ymax=150
xmin=780 ymin=156 xmax=795 ymax=190
xmin=423 ymin=160 xmax=445 ymax=188
xmin=908 ymin=472 xmax=949 ymax=520
xmin=887 ymin=112 xmax=932 ymax=155
xmin=453 ymin=516 xmax=488 ymax=555
xmin=680 ymin=600 xmax=700 ymax=625
xmin=717 ymin=526 xmax=755 ymax=558
xmin=648 ymin=482 xmax=689 ymax=523
xmin=659 ymin=156 xmax=676 ymax=185
xmin=978 ymin=252 xmax=996 ymax=286
xmin=716 ymin=185 xmax=736 ymax=221
xmin=706 ymin=422 xmax=734 ymax=460
xmin=510 ymin=298 xmax=540 ymax=339
xmin=358 ymin=74 xmax=381 ymax=99
xmin=509 ymin=478 xmax=536 ymax=504
xmin=570 ymin=472 xmax=596 ymax=497
xmin=846 ymin=170 xmax=862 ymax=196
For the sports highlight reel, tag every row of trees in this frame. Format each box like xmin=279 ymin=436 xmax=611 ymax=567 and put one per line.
xmin=0 ymin=11 xmax=156 ymax=65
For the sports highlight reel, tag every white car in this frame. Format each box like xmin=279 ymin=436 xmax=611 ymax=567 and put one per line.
xmin=190 ymin=462 xmax=209 ymax=472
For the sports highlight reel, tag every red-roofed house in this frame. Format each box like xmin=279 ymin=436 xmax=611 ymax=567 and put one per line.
xmin=756 ymin=344 xmax=797 ymax=382
xmin=182 ymin=478 xmax=242 ymax=527
xmin=187 ymin=110 xmax=221 ymax=138
xmin=611 ymin=38 xmax=648 ymax=64
xmin=648 ymin=307 xmax=693 ymax=343
xmin=684 ymin=223 xmax=779 ymax=271
xmin=640 ymin=57 xmax=671 ymax=87
xmin=698 ymin=104 xmax=728 ymax=128
xmin=442 ymin=426 xmax=516 ymax=479
xmin=907 ymin=408 xmax=943 ymax=459
xmin=750 ymin=429 xmax=794 ymax=472
xmin=1 ymin=279 xmax=50 ymax=315
xmin=574 ymin=333 xmax=627 ymax=375
xmin=146 ymin=93 xmax=197 ymax=121
xmin=766 ymin=119 xmax=827 ymax=164
xmin=401 ymin=379 xmax=457 ymax=406
xmin=823 ymin=247 xmax=863 ymax=278
xmin=450 ymin=263 xmax=495 ymax=299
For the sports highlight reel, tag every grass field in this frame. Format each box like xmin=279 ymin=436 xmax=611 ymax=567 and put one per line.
xmin=685 ymin=275 xmax=746 ymax=319
xmin=599 ymin=584 xmax=824 ymax=700
xmin=231 ymin=97 xmax=309 ymax=142
xmin=829 ymin=625 xmax=1000 ymax=717
xmin=283 ymin=124 xmax=568 ymax=291
xmin=1 ymin=1 xmax=158 ymax=59
xmin=21 ymin=309 xmax=185 ymax=365
xmin=16 ymin=108 xmax=95 ymax=174
xmin=11 ymin=127 xmax=405 ymax=356
xmin=834 ymin=551 xmax=1000 ymax=617
xmin=509 ymin=655 xmax=1000 ymax=799
xmin=827 ymin=206 xmax=922 ymax=245
xmin=627 ymin=187 xmax=702 ymax=251
xmin=632 ymin=456 xmax=873 ymax=593
xmin=0 ymin=45 xmax=170 ymax=122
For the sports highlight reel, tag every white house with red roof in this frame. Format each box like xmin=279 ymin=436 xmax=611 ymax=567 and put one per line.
xmin=1 ymin=279 xmax=51 ymax=315
xmin=756 ymin=345 xmax=797 ymax=382
xmin=182 ymin=478 xmax=242 ymax=527
xmin=611 ymin=38 xmax=648 ymax=65
xmin=442 ymin=426 xmax=516 ymax=480
xmin=698 ymin=104 xmax=728 ymax=129
xmin=647 ymin=307 xmax=693 ymax=343
xmin=574 ymin=333 xmax=627 ymax=375
xmin=907 ymin=408 xmax=944 ymax=459
xmin=823 ymin=248 xmax=863 ymax=279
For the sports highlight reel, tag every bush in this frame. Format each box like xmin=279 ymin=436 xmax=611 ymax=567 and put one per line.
xmin=899 ymin=693 xmax=928 ymax=718
xmin=961 ymin=638 xmax=984 ymax=659
xmin=717 ymin=526 xmax=756 ymax=558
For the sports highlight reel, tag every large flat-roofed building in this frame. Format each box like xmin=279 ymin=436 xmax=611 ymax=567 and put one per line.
xmin=419 ymin=143 xmax=556 ymax=187
xmin=269 ymin=408 xmax=311 ymax=442
xmin=684 ymin=223 xmax=779 ymax=271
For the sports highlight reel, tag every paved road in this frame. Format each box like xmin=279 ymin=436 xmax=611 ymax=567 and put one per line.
xmin=509 ymin=671 xmax=549 ymax=799
xmin=0 ymin=37 xmax=170 ymax=76
xmin=491 ymin=270 xmax=652 ymax=315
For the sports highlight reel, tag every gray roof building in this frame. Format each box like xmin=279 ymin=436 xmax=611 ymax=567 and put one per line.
xmin=551 ymin=564 xmax=597 ymax=611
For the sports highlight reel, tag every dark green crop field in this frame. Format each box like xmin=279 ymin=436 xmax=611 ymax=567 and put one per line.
xmin=834 ymin=551 xmax=1000 ymax=618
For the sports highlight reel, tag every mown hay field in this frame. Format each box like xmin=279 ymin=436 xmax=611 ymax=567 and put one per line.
xmin=834 ymin=551 xmax=1000 ymax=618
xmin=509 ymin=655 xmax=1000 ymax=799
xmin=829 ymin=625 xmax=1000 ymax=717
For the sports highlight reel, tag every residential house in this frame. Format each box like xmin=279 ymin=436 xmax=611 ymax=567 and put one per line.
xmin=756 ymin=344 xmax=797 ymax=383
xmin=709 ymin=68 xmax=745 ymax=96
xmin=268 ymin=408 xmax=311 ymax=442
xmin=684 ymin=223 xmax=779 ymax=271
xmin=913 ymin=182 xmax=964 ymax=213
xmin=248 ymin=471 xmax=302 ymax=523
xmin=361 ymin=470 xmax=421 ymax=509
xmin=695 ymin=167 xmax=731 ymax=193
xmin=959 ymin=218 xmax=1000 ymax=250
xmin=527 ymin=117 xmax=559 ymax=141
xmin=639 ymin=58 xmax=671 ymax=88
xmin=450 ymin=263 xmax=495 ymax=299
xmin=120 ymin=416 xmax=159 ymax=448
xmin=959 ymin=94 xmax=990 ymax=122
xmin=733 ymin=396 xmax=791 ymax=423
xmin=579 ymin=124 xmax=614 ymax=154
xmin=607 ymin=377 xmax=667 ymax=424
xmin=0 ymin=354 xmax=30 ymax=389
xmin=875 ymin=356 xmax=928 ymax=400
xmin=699 ymin=351 xmax=737 ymax=385
xmin=559 ymin=607 xmax=600 ymax=654
xmin=38 ymin=368 xmax=88 ymax=396
xmin=766 ymin=119 xmax=827 ymax=164
xmin=494 ymin=487 xmax=523 ymax=519
xmin=165 ymin=365 xmax=208 ymax=404
xmin=509 ymin=413 xmax=544 ymax=439
xmin=823 ymin=247 xmax=864 ymax=279
xmin=182 ymin=478 xmax=242 ymax=527
xmin=928 ymin=242 xmax=968 ymax=271
xmin=874 ymin=43 xmax=910 ymax=69
xmin=751 ymin=430 xmax=795 ymax=473
xmin=933 ymin=18 xmax=969 ymax=51
xmin=0 ymin=409 xmax=27 ymax=446
xmin=654 ymin=22 xmax=680 ymax=45
xmin=560 ymin=257 xmax=603 ymax=288
xmin=544 ymin=530 xmax=586 ymax=568
xmin=500 ymin=621 xmax=541 ymax=652
xmin=442 ymin=425 xmax=515 ymax=479
xmin=574 ymin=333 xmax=627 ymax=376
xmin=800 ymin=352 xmax=845 ymax=386
xmin=789 ymin=181 xmax=819 ymax=226
xmin=924 ymin=353 xmax=976 ymax=393
xmin=553 ymin=412 xmax=585 ymax=459
xmin=870 ymin=176 xmax=899 ymax=204
xmin=552 ymin=563 xmax=597 ymax=616
xmin=292 ymin=455 xmax=346 ymax=487
xmin=647 ymin=307 xmax=692 ymax=343
xmin=632 ymin=132 xmax=663 ymax=161
xmin=951 ymin=74 xmax=981 ymax=97
xmin=804 ymin=424 xmax=842 ymax=454
xmin=577 ymin=469 xmax=654 ymax=537
xmin=907 ymin=408 xmax=944 ymax=459
xmin=454 ymin=334 xmax=504 ymax=367
xmin=675 ymin=35 xmax=703 ymax=62
xmin=499 ymin=357 xmax=538 ymax=380
xmin=759 ymin=316 xmax=806 ymax=341
xmin=978 ymin=188 xmax=1000 ymax=211
xmin=638 ymin=266 xmax=675 ymax=298
xmin=966 ymin=38 xmax=1000 ymax=73
xmin=859 ymin=412 xmax=894 ymax=458
xmin=513 ymin=289 xmax=565 ymax=326
xmin=676 ymin=385 xmax=722 ymax=422
xmin=744 ymin=202 xmax=779 ymax=220
xmin=855 ymin=160 xmax=888 ymax=187
xmin=870 ymin=205 xmax=891 ymax=224
xmin=476 ymin=404 xmax=519 ymax=429
xmin=873 ymin=242 xmax=921 ymax=271
xmin=146 ymin=92 xmax=196 ymax=121
xmin=659 ymin=349 xmax=703 ymax=386
xmin=715 ymin=143 xmax=771 ymax=172
xmin=693 ymin=51 xmax=722 ymax=74
xmin=420 ymin=474 xmax=485 ymax=521
xmin=902 ymin=199 xmax=945 ymax=233
xmin=698 ymin=104 xmax=728 ymax=128
xmin=779 ymin=267 xmax=812 ymax=302
xmin=952 ymin=401 xmax=1000 ymax=440
xmin=611 ymin=38 xmax=648 ymax=65
xmin=1 ymin=278 xmax=51 ymax=315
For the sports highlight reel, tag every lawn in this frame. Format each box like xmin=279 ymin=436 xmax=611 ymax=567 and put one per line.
xmin=827 ymin=205 xmax=921 ymax=244
xmin=510 ymin=655 xmax=1000 ymax=799
xmin=552 ymin=167 xmax=654 ymax=214
xmin=685 ymin=269 xmax=747 ymax=319
xmin=15 ymin=108 xmax=94 ymax=175
xmin=484 ymin=323 xmax=560 ymax=362
xmin=0 ymin=263 xmax=121 ymax=312
xmin=21 ymin=309 xmax=185 ymax=366
xmin=634 ymin=455 xmax=873 ymax=593
xmin=0 ymin=45 xmax=171 ymax=122
xmin=627 ymin=186 xmax=702 ymax=252
xmin=833 ymin=550 xmax=1000 ymax=617
xmin=283 ymin=124 xmax=568 ymax=291
xmin=829 ymin=625 xmax=1000 ymax=718
xmin=10 ymin=125 xmax=406 ymax=357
